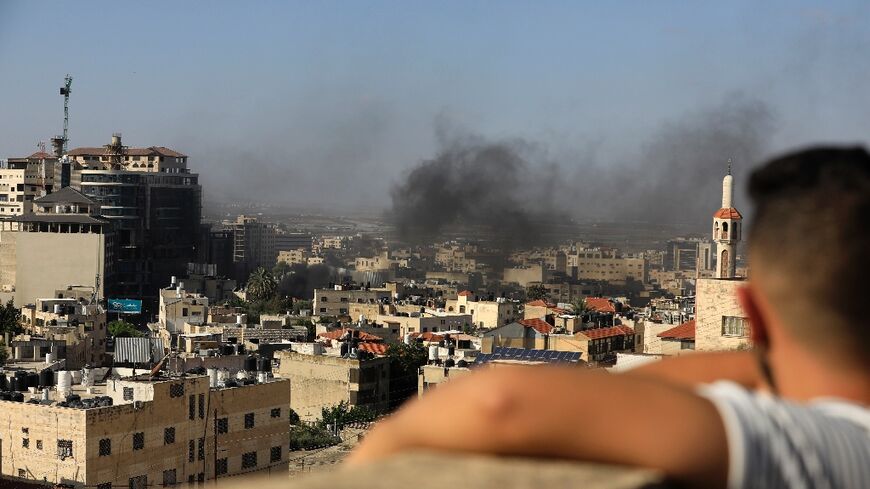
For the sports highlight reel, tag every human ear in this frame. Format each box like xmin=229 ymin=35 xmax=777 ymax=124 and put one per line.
xmin=737 ymin=285 xmax=768 ymax=348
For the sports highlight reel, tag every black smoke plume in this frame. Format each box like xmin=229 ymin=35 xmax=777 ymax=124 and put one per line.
xmin=389 ymin=137 xmax=564 ymax=249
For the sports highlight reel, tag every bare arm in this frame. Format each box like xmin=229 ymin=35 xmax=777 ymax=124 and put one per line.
xmin=348 ymin=366 xmax=728 ymax=488
xmin=625 ymin=350 xmax=763 ymax=389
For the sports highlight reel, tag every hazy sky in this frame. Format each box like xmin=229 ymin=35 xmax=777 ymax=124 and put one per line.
xmin=1 ymin=1 xmax=869 ymax=215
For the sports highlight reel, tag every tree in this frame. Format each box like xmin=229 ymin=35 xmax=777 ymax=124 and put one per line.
xmin=0 ymin=299 xmax=21 ymax=336
xmin=288 ymin=408 xmax=301 ymax=426
xmin=108 ymin=320 xmax=143 ymax=338
xmin=0 ymin=340 xmax=8 ymax=365
xmin=526 ymin=284 xmax=548 ymax=301
xmin=571 ymin=297 xmax=588 ymax=315
xmin=246 ymin=267 xmax=277 ymax=302
xmin=318 ymin=401 xmax=377 ymax=430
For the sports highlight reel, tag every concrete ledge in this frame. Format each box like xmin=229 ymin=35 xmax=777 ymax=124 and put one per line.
xmin=279 ymin=451 xmax=669 ymax=489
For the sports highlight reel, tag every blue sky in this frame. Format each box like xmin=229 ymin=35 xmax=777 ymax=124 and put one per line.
xmin=1 ymin=1 xmax=869 ymax=211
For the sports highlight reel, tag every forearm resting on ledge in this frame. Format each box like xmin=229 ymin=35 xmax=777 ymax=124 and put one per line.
xmin=348 ymin=366 xmax=729 ymax=489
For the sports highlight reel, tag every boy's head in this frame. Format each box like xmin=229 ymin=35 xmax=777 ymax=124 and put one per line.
xmin=745 ymin=147 xmax=870 ymax=368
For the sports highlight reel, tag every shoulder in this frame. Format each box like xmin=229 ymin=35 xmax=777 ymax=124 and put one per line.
xmin=697 ymin=381 xmax=870 ymax=489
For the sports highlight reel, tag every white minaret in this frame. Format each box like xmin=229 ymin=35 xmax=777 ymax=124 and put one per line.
xmin=713 ymin=159 xmax=742 ymax=279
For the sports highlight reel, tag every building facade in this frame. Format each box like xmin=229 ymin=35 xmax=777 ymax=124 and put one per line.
xmin=0 ymin=375 xmax=290 ymax=488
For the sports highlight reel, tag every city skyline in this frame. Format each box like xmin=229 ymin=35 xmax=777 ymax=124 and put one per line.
xmin=2 ymin=1 xmax=870 ymax=219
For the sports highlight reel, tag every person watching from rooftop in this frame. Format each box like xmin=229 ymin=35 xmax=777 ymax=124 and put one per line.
xmin=348 ymin=147 xmax=870 ymax=488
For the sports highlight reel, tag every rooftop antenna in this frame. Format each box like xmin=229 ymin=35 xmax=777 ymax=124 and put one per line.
xmin=59 ymin=74 xmax=73 ymax=153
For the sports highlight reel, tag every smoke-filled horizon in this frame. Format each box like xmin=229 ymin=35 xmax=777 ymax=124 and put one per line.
xmin=1 ymin=2 xmax=869 ymax=226
xmin=388 ymin=94 xmax=774 ymax=242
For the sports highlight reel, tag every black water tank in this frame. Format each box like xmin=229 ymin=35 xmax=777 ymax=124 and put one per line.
xmin=39 ymin=369 xmax=54 ymax=387
xmin=10 ymin=392 xmax=24 ymax=402
xmin=0 ymin=392 xmax=10 ymax=401
xmin=11 ymin=377 xmax=27 ymax=392
xmin=27 ymin=373 xmax=40 ymax=389
xmin=457 ymin=360 xmax=468 ymax=368
xmin=236 ymin=344 xmax=245 ymax=355
xmin=0 ymin=375 xmax=8 ymax=391
xmin=447 ymin=346 xmax=456 ymax=357
xmin=257 ymin=357 xmax=271 ymax=372
xmin=66 ymin=394 xmax=81 ymax=403
xmin=222 ymin=345 xmax=234 ymax=355
xmin=244 ymin=355 xmax=257 ymax=372
xmin=444 ymin=359 xmax=456 ymax=368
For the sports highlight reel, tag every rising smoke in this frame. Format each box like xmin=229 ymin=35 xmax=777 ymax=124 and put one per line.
xmin=389 ymin=94 xmax=775 ymax=246
xmin=389 ymin=131 xmax=564 ymax=249
xmin=573 ymin=94 xmax=776 ymax=225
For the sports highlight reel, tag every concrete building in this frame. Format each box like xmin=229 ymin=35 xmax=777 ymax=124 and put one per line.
xmin=273 ymin=232 xmax=312 ymax=253
xmin=68 ymin=134 xmax=201 ymax=302
xmin=277 ymin=249 xmax=308 ymax=266
xmin=157 ymin=282 xmax=209 ymax=347
xmin=313 ymin=286 xmax=392 ymax=318
xmin=275 ymin=349 xmax=390 ymax=421
xmin=573 ymin=325 xmax=637 ymax=364
xmin=0 ymin=151 xmax=57 ymax=217
xmin=444 ymin=291 xmax=519 ymax=329
xmin=566 ymin=249 xmax=647 ymax=283
xmin=664 ymin=238 xmax=715 ymax=275
xmin=15 ymin=295 xmax=107 ymax=367
xmin=502 ymin=263 xmax=547 ymax=287
xmin=0 ymin=373 xmax=290 ymax=487
xmin=375 ymin=313 xmax=473 ymax=336
xmin=0 ymin=187 xmax=112 ymax=306
xmin=228 ymin=215 xmax=276 ymax=281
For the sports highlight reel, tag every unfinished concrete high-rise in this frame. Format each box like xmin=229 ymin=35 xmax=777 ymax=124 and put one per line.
xmin=65 ymin=134 xmax=202 ymax=305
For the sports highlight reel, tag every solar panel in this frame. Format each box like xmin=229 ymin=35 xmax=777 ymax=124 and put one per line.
xmin=521 ymin=349 xmax=534 ymax=360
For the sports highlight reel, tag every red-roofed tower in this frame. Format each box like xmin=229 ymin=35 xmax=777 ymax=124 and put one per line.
xmin=713 ymin=160 xmax=742 ymax=278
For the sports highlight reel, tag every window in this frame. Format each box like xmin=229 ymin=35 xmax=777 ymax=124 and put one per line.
xmin=319 ymin=307 xmax=327 ymax=313
xmin=57 ymin=439 xmax=73 ymax=459
xmin=169 ymin=383 xmax=184 ymax=398
xmin=132 ymin=432 xmax=144 ymax=451
xmin=164 ymin=427 xmax=175 ymax=445
xmin=123 ymin=387 xmax=134 ymax=401
xmin=18 ymin=469 xmax=26 ymax=478
xmin=36 ymin=440 xmax=42 ymax=450
xmin=188 ymin=440 xmax=194 ymax=462
xmin=216 ymin=457 xmax=228 ymax=476
xmin=270 ymin=408 xmax=281 ymax=418
xmin=244 ymin=413 xmax=255 ymax=429
xmin=129 ymin=475 xmax=147 ymax=489
xmin=197 ymin=438 xmax=204 ymax=461
xmin=241 ymin=451 xmax=257 ymax=469
xmin=99 ymin=438 xmax=111 ymax=456
xmin=270 ymin=446 xmax=282 ymax=463
xmin=162 ymin=469 xmax=176 ymax=487
xmin=22 ymin=438 xmax=29 ymax=448
xmin=721 ymin=316 xmax=749 ymax=337
xmin=188 ymin=395 xmax=195 ymax=420
xmin=217 ymin=417 xmax=228 ymax=434
xmin=198 ymin=394 xmax=205 ymax=419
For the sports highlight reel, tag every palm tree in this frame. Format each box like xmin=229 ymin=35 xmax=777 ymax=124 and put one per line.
xmin=571 ymin=297 xmax=588 ymax=316
xmin=246 ymin=267 xmax=277 ymax=302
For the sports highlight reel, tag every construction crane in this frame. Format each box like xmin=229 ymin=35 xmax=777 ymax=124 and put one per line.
xmin=59 ymin=74 xmax=72 ymax=152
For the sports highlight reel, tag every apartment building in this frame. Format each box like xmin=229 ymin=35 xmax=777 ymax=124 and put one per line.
xmin=313 ymin=286 xmax=392 ymax=318
xmin=444 ymin=291 xmax=519 ymax=329
xmin=277 ymin=249 xmax=308 ymax=266
xmin=0 ymin=187 xmax=113 ymax=306
xmin=0 ymin=151 xmax=58 ymax=216
xmin=68 ymin=134 xmax=201 ymax=302
xmin=227 ymin=215 xmax=276 ymax=281
xmin=0 ymin=374 xmax=290 ymax=488
xmin=566 ymin=248 xmax=647 ymax=283
xmin=15 ymin=296 xmax=107 ymax=367
xmin=275 ymin=349 xmax=390 ymax=421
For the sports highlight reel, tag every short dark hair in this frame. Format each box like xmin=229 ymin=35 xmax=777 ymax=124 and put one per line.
xmin=748 ymin=146 xmax=870 ymax=362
